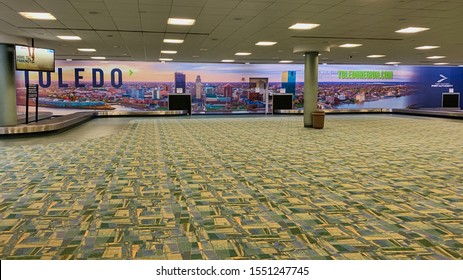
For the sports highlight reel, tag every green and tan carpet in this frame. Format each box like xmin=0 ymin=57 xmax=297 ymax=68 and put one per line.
xmin=0 ymin=115 xmax=462 ymax=260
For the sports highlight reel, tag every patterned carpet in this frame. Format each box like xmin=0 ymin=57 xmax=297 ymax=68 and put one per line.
xmin=0 ymin=115 xmax=462 ymax=260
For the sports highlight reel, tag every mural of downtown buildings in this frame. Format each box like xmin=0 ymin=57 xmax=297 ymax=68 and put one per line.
xmin=15 ymin=61 xmax=418 ymax=113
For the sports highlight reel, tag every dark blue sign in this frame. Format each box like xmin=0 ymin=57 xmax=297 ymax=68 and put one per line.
xmin=413 ymin=67 xmax=463 ymax=109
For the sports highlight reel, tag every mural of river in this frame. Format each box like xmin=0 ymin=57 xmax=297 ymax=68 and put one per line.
xmin=336 ymin=95 xmax=413 ymax=109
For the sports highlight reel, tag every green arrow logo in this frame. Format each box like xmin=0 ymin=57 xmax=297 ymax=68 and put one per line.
xmin=129 ymin=69 xmax=134 ymax=76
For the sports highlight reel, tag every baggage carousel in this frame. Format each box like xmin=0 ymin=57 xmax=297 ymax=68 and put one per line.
xmin=2 ymin=108 xmax=462 ymax=135
xmin=0 ymin=110 xmax=188 ymax=135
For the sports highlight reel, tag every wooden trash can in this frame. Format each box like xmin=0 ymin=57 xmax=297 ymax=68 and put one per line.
xmin=312 ymin=110 xmax=325 ymax=129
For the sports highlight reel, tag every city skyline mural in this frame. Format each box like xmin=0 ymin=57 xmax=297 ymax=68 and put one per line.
xmin=15 ymin=61 xmax=461 ymax=114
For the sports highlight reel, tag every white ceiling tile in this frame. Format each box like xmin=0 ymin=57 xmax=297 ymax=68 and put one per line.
xmin=140 ymin=12 xmax=168 ymax=31
xmin=308 ymin=0 xmax=343 ymax=5
xmin=284 ymin=11 xmax=317 ymax=20
xmin=169 ymin=6 xmax=203 ymax=18
xmin=35 ymin=0 xmax=79 ymax=13
xmin=59 ymin=19 xmax=93 ymax=29
xmin=230 ymin=8 xmax=266 ymax=17
xmin=202 ymin=7 xmax=234 ymax=15
xmin=189 ymin=15 xmax=225 ymax=33
xmin=137 ymin=0 xmax=169 ymax=4
xmin=265 ymin=2 xmax=301 ymax=11
xmin=80 ymin=15 xmax=117 ymax=30
xmin=398 ymin=0 xmax=436 ymax=10
xmin=349 ymin=6 xmax=383 ymax=15
xmin=323 ymin=5 xmax=361 ymax=14
xmin=234 ymin=1 xmax=273 ymax=10
xmin=296 ymin=4 xmax=333 ymax=13
xmin=107 ymin=4 xmax=140 ymax=12
xmin=426 ymin=1 xmax=463 ymax=11
xmin=0 ymin=11 xmax=39 ymax=28
xmin=68 ymin=1 xmax=107 ymax=11
xmin=205 ymin=0 xmax=240 ymax=9
xmin=0 ymin=0 xmax=44 ymax=11
xmin=0 ymin=22 xmax=30 ymax=37
xmin=277 ymin=0 xmax=309 ymax=3
xmin=138 ymin=4 xmax=171 ymax=12
xmin=173 ymin=0 xmax=207 ymax=7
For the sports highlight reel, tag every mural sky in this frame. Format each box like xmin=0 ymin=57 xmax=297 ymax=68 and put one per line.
xmin=17 ymin=61 xmax=417 ymax=84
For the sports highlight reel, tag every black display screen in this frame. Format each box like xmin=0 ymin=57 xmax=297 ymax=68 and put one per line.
xmin=442 ymin=93 xmax=460 ymax=108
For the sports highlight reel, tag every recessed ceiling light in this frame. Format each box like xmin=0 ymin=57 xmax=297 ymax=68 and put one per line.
xmin=66 ymin=59 xmax=72 ymax=62
xmin=434 ymin=62 xmax=449 ymax=65
xmin=385 ymin=62 xmax=401 ymax=65
xmin=163 ymin=39 xmax=184 ymax=44
xmin=256 ymin=41 xmax=277 ymax=46
xmin=221 ymin=59 xmax=235 ymax=63
xmin=289 ymin=23 xmax=320 ymax=30
xmin=167 ymin=18 xmax=196 ymax=26
xmin=395 ymin=27 xmax=429 ymax=33
xmin=235 ymin=52 xmax=252 ymax=56
xmin=78 ymin=48 xmax=96 ymax=52
xmin=19 ymin=12 xmax=56 ymax=20
xmin=245 ymin=62 xmax=251 ymax=65
xmin=339 ymin=43 xmax=363 ymax=48
xmin=426 ymin=56 xmax=446 ymax=59
xmin=200 ymin=48 xmax=208 ymax=51
xmin=159 ymin=58 xmax=173 ymax=61
xmin=161 ymin=50 xmax=177 ymax=54
xmin=415 ymin=45 xmax=440 ymax=50
xmin=91 ymin=56 xmax=106 ymax=60
xmin=57 ymin=36 xmax=81 ymax=40
xmin=367 ymin=54 xmax=386 ymax=58
xmin=279 ymin=60 xmax=293 ymax=63
xmin=192 ymin=55 xmax=199 ymax=58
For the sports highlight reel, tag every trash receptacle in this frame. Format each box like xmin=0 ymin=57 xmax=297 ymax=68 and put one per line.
xmin=312 ymin=110 xmax=325 ymax=129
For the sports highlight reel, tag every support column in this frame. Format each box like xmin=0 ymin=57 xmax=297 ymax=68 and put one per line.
xmin=0 ymin=43 xmax=17 ymax=126
xmin=303 ymin=51 xmax=319 ymax=127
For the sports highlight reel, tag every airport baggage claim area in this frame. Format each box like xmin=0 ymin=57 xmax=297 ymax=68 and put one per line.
xmin=1 ymin=0 xmax=463 ymax=270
